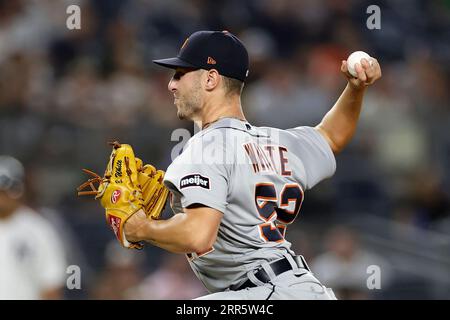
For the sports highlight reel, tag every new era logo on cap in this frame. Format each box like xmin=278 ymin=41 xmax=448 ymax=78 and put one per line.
xmin=207 ymin=57 xmax=216 ymax=65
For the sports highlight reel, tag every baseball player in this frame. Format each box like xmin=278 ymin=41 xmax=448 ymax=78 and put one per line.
xmin=124 ymin=30 xmax=382 ymax=299
xmin=0 ymin=156 xmax=67 ymax=299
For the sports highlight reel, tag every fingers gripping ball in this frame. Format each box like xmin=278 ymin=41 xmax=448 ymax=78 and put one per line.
xmin=77 ymin=141 xmax=169 ymax=249
xmin=346 ymin=51 xmax=373 ymax=77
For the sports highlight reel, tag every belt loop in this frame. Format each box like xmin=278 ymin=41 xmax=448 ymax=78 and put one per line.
xmin=296 ymin=255 xmax=311 ymax=272
xmin=247 ymin=269 xmax=266 ymax=287
xmin=283 ymin=253 xmax=303 ymax=275
xmin=294 ymin=254 xmax=311 ymax=272
xmin=261 ymin=261 xmax=277 ymax=281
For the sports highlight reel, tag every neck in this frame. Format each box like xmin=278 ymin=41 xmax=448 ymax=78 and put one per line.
xmin=0 ymin=202 xmax=20 ymax=220
xmin=194 ymin=94 xmax=246 ymax=129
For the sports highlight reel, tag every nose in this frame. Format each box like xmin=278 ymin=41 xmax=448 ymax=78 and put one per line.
xmin=168 ymin=77 xmax=177 ymax=93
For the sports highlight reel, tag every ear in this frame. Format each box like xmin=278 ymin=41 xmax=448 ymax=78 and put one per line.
xmin=204 ymin=69 xmax=220 ymax=91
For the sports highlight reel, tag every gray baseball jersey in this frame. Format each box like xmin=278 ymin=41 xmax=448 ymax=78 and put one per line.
xmin=164 ymin=118 xmax=336 ymax=293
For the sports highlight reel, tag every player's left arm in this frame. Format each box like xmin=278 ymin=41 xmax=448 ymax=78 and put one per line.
xmin=315 ymin=58 xmax=382 ymax=154
xmin=123 ymin=206 xmax=222 ymax=254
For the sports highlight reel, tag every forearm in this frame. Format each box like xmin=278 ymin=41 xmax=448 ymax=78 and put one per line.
xmin=135 ymin=213 xmax=199 ymax=254
xmin=316 ymin=83 xmax=366 ymax=153
xmin=125 ymin=206 xmax=222 ymax=254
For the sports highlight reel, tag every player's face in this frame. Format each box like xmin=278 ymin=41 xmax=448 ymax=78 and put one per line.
xmin=168 ymin=68 xmax=203 ymax=120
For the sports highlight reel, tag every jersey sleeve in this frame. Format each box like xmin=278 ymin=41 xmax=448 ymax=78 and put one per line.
xmin=286 ymin=126 xmax=336 ymax=189
xmin=164 ymin=132 xmax=230 ymax=213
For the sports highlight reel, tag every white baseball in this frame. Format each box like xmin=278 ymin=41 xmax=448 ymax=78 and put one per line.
xmin=346 ymin=51 xmax=373 ymax=77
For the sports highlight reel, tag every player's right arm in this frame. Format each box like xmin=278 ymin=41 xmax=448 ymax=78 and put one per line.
xmin=124 ymin=206 xmax=222 ymax=254
xmin=315 ymin=58 xmax=381 ymax=154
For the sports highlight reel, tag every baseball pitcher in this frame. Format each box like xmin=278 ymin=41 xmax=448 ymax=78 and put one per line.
xmin=80 ymin=30 xmax=381 ymax=299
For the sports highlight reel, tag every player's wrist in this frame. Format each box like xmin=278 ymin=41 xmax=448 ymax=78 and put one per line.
xmin=346 ymin=81 xmax=367 ymax=93
xmin=124 ymin=210 xmax=148 ymax=242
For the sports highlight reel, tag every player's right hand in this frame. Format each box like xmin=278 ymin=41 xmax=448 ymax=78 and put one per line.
xmin=341 ymin=58 xmax=382 ymax=90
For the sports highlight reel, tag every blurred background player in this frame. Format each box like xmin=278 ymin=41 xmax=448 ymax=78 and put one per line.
xmin=0 ymin=155 xmax=67 ymax=299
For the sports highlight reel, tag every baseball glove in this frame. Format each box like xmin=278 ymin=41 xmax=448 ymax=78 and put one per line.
xmin=77 ymin=141 xmax=169 ymax=249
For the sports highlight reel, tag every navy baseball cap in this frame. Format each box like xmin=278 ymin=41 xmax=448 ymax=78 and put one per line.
xmin=153 ymin=30 xmax=249 ymax=82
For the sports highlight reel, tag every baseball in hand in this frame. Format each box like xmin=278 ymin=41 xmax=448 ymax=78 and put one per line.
xmin=346 ymin=51 xmax=373 ymax=77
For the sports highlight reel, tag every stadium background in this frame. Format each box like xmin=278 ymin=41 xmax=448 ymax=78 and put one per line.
xmin=0 ymin=0 xmax=449 ymax=299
